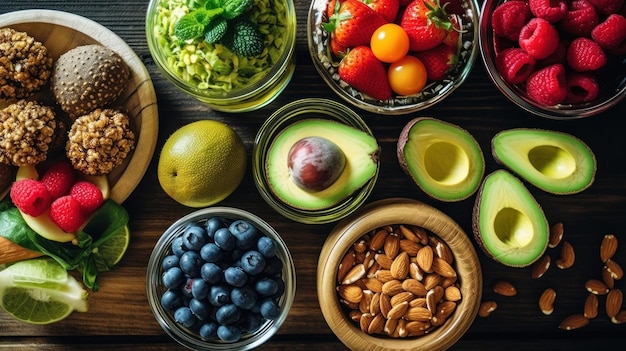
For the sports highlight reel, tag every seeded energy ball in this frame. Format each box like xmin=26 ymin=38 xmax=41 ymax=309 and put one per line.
xmin=0 ymin=28 xmax=53 ymax=99
xmin=0 ymin=100 xmax=56 ymax=166
xmin=51 ymin=44 xmax=130 ymax=118
xmin=66 ymin=108 xmax=135 ymax=176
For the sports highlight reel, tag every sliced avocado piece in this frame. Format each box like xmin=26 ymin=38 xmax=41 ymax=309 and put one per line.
xmin=492 ymin=128 xmax=596 ymax=195
xmin=265 ymin=119 xmax=379 ymax=210
xmin=397 ymin=117 xmax=485 ymax=202
xmin=472 ymin=170 xmax=549 ymax=268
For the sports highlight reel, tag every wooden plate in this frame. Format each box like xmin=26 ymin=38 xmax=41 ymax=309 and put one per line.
xmin=0 ymin=9 xmax=158 ymax=203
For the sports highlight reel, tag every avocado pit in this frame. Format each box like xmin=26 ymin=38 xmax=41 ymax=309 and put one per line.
xmin=287 ymin=136 xmax=346 ymax=192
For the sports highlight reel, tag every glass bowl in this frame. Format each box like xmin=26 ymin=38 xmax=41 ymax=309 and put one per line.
xmin=479 ymin=0 xmax=626 ymax=119
xmin=318 ymin=198 xmax=482 ymax=350
xmin=307 ymin=0 xmax=480 ymax=115
xmin=146 ymin=0 xmax=296 ymax=113
xmin=252 ymin=98 xmax=380 ymax=224
xmin=146 ymin=207 xmax=296 ymax=350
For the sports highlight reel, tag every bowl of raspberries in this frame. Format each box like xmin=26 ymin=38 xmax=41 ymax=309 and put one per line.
xmin=308 ymin=0 xmax=480 ymax=115
xmin=479 ymin=0 xmax=626 ymax=119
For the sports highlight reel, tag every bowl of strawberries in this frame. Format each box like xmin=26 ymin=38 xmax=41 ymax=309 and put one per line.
xmin=479 ymin=0 xmax=626 ymax=119
xmin=307 ymin=0 xmax=480 ymax=115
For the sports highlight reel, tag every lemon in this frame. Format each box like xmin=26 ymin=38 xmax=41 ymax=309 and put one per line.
xmin=0 ymin=258 xmax=88 ymax=324
xmin=157 ymin=120 xmax=247 ymax=207
xmin=93 ymin=225 xmax=130 ymax=272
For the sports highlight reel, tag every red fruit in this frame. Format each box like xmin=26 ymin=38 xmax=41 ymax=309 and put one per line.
xmin=400 ymin=0 xmax=452 ymax=51
xmin=591 ymin=14 xmax=626 ymax=50
xmin=588 ymin=0 xmax=624 ymax=15
xmin=10 ymin=179 xmax=52 ymax=217
xmin=338 ymin=46 xmax=392 ymax=100
xmin=560 ymin=0 xmax=600 ymax=37
xmin=519 ymin=17 xmax=560 ymax=60
xmin=537 ymin=40 xmax=568 ymax=68
xmin=495 ymin=48 xmax=537 ymax=85
xmin=70 ymin=180 xmax=104 ymax=214
xmin=491 ymin=0 xmax=531 ymax=41
xmin=326 ymin=0 xmax=344 ymax=17
xmin=398 ymin=0 xmax=412 ymax=6
xmin=567 ymin=37 xmax=607 ymax=72
xmin=526 ymin=64 xmax=568 ymax=106
xmin=529 ymin=0 xmax=568 ymax=23
xmin=324 ymin=0 xmax=387 ymax=47
xmin=363 ymin=0 xmax=400 ymax=22
xmin=330 ymin=34 xmax=348 ymax=59
xmin=442 ymin=14 xmax=462 ymax=48
xmin=566 ymin=72 xmax=599 ymax=103
xmin=49 ymin=195 xmax=87 ymax=233
xmin=40 ymin=160 xmax=76 ymax=199
xmin=414 ymin=43 xmax=458 ymax=80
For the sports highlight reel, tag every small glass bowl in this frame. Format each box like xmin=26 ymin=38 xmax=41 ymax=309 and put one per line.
xmin=252 ymin=98 xmax=380 ymax=224
xmin=146 ymin=0 xmax=296 ymax=112
xmin=307 ymin=0 xmax=480 ymax=115
xmin=479 ymin=0 xmax=626 ymax=119
xmin=146 ymin=207 xmax=296 ymax=351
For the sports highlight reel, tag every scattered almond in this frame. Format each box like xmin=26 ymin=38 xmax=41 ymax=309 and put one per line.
xmin=559 ymin=314 xmax=589 ymax=330
xmin=538 ymin=288 xmax=556 ymax=315
xmin=605 ymin=288 xmax=623 ymax=319
xmin=548 ymin=222 xmax=564 ymax=248
xmin=600 ymin=234 xmax=618 ymax=263
xmin=556 ymin=241 xmax=575 ymax=269
xmin=585 ymin=278 xmax=609 ymax=295
xmin=605 ymin=258 xmax=624 ymax=280
xmin=583 ymin=293 xmax=598 ymax=319
xmin=478 ymin=300 xmax=497 ymax=317
xmin=530 ymin=254 xmax=551 ymax=279
xmin=602 ymin=265 xmax=615 ymax=289
xmin=611 ymin=310 xmax=626 ymax=324
xmin=493 ymin=280 xmax=517 ymax=297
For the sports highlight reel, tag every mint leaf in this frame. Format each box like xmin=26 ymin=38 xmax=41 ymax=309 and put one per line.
xmin=174 ymin=12 xmax=206 ymax=41
xmin=204 ymin=0 xmax=224 ymax=9
xmin=204 ymin=17 xmax=228 ymax=44
xmin=222 ymin=0 xmax=254 ymax=20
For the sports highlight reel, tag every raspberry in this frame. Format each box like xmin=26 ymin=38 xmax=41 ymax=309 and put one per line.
xmin=537 ymin=40 xmax=568 ymax=68
xmin=10 ymin=179 xmax=52 ymax=217
xmin=70 ymin=180 xmax=104 ymax=214
xmin=496 ymin=48 xmax=537 ymax=84
xmin=526 ymin=63 xmax=568 ymax=106
xmin=519 ymin=18 xmax=560 ymax=59
xmin=566 ymin=72 xmax=599 ymax=103
xmin=529 ymin=0 xmax=568 ymax=23
xmin=588 ymin=0 xmax=624 ymax=15
xmin=49 ymin=195 xmax=87 ymax=233
xmin=591 ymin=14 xmax=626 ymax=50
xmin=567 ymin=37 xmax=607 ymax=72
xmin=492 ymin=0 xmax=531 ymax=41
xmin=40 ymin=161 xmax=77 ymax=199
xmin=560 ymin=0 xmax=600 ymax=37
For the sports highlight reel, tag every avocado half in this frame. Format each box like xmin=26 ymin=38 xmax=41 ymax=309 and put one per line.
xmin=492 ymin=128 xmax=596 ymax=195
xmin=265 ymin=119 xmax=380 ymax=211
xmin=472 ymin=169 xmax=549 ymax=267
xmin=397 ymin=117 xmax=485 ymax=202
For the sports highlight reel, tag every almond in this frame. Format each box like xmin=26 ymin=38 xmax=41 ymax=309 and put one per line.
xmin=399 ymin=239 xmax=421 ymax=256
xmin=375 ymin=269 xmax=394 ymax=283
xmin=380 ymin=293 xmax=392 ymax=318
xmin=384 ymin=317 xmax=398 ymax=335
xmin=404 ymin=306 xmax=432 ymax=321
xmin=405 ymin=320 xmax=431 ymax=335
xmin=409 ymin=262 xmax=424 ymax=281
xmin=605 ymin=258 xmax=624 ymax=280
xmin=556 ymin=241 xmax=575 ymax=269
xmin=384 ymin=234 xmax=400 ymax=259
xmin=493 ymin=280 xmax=517 ymax=297
xmin=353 ymin=238 xmax=367 ymax=253
xmin=362 ymin=277 xmax=384 ymax=293
xmin=349 ymin=309 xmax=362 ymax=323
xmin=416 ymin=245 xmax=434 ymax=273
xmin=342 ymin=263 xmax=366 ymax=285
xmin=394 ymin=318 xmax=408 ymax=338
xmin=359 ymin=312 xmax=373 ymax=333
xmin=387 ymin=301 xmax=409 ymax=320
xmin=398 ymin=224 xmax=420 ymax=243
xmin=409 ymin=297 xmax=427 ymax=308
xmin=548 ymin=222 xmax=564 ymax=248
xmin=423 ymin=273 xmax=443 ymax=290
xmin=431 ymin=300 xmax=456 ymax=326
xmin=434 ymin=240 xmax=454 ymax=264
xmin=530 ymin=254 xmax=551 ymax=279
xmin=440 ymin=276 xmax=457 ymax=289
xmin=337 ymin=284 xmax=363 ymax=304
xmin=402 ymin=278 xmax=427 ymax=296
xmin=538 ymin=288 xmax=556 ymax=315
xmin=585 ymin=278 xmax=609 ymax=295
xmin=584 ymin=293 xmax=598 ymax=319
xmin=426 ymin=285 xmax=444 ymax=314
xmin=444 ymin=285 xmax=462 ymax=302
xmin=602 ymin=265 xmax=615 ymax=289
xmin=337 ymin=249 xmax=355 ymax=283
xmin=606 ymin=288 xmax=623 ymax=319
xmin=390 ymin=251 xmax=409 ymax=280
xmin=375 ymin=253 xmax=393 ymax=270
xmin=359 ymin=289 xmax=373 ymax=314
xmin=411 ymin=225 xmax=430 ymax=245
xmin=600 ymin=234 xmax=618 ymax=263
xmin=370 ymin=292 xmax=381 ymax=315
xmin=369 ymin=228 xmax=388 ymax=251
xmin=558 ymin=314 xmax=589 ymax=330
xmin=478 ymin=300 xmax=497 ymax=317
xmin=390 ymin=291 xmax=414 ymax=306
xmin=368 ymin=313 xmax=385 ymax=334
xmin=611 ymin=310 xmax=626 ymax=324
xmin=382 ymin=279 xmax=404 ymax=296
xmin=432 ymin=257 xmax=456 ymax=278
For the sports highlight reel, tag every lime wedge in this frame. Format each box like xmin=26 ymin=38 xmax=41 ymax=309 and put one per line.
xmin=93 ymin=225 xmax=130 ymax=271
xmin=0 ymin=258 xmax=88 ymax=324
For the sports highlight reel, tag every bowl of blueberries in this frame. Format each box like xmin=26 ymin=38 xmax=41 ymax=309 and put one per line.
xmin=146 ymin=207 xmax=296 ymax=350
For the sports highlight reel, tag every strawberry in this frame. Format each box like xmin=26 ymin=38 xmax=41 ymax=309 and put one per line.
xmin=324 ymin=0 xmax=387 ymax=48
xmin=330 ymin=34 xmax=348 ymax=59
xmin=338 ymin=46 xmax=392 ymax=100
xmin=442 ymin=13 xmax=461 ymax=48
xmin=362 ymin=0 xmax=400 ymax=22
xmin=414 ymin=43 xmax=458 ymax=80
xmin=400 ymin=0 xmax=453 ymax=52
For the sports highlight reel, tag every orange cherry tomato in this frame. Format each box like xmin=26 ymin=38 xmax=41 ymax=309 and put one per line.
xmin=388 ymin=55 xmax=427 ymax=96
xmin=370 ymin=23 xmax=410 ymax=63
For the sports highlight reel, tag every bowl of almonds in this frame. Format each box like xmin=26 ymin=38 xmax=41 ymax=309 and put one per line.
xmin=317 ymin=197 xmax=482 ymax=350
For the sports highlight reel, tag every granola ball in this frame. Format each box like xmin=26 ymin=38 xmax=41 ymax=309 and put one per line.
xmin=0 ymin=99 xmax=56 ymax=166
xmin=66 ymin=108 xmax=135 ymax=176
xmin=0 ymin=28 xmax=53 ymax=99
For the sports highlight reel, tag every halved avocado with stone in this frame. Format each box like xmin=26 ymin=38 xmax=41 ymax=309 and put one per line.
xmin=492 ymin=128 xmax=596 ymax=195
xmin=472 ymin=170 xmax=549 ymax=268
xmin=397 ymin=117 xmax=485 ymax=202
xmin=265 ymin=119 xmax=379 ymax=211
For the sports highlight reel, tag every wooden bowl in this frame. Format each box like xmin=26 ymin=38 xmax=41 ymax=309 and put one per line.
xmin=318 ymin=198 xmax=482 ymax=351
xmin=0 ymin=9 xmax=158 ymax=203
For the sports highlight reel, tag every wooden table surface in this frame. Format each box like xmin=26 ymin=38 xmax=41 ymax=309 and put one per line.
xmin=2 ymin=0 xmax=626 ymax=350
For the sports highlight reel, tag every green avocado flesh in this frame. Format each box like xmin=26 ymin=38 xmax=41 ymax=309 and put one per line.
xmin=265 ymin=119 xmax=379 ymax=210
xmin=473 ymin=170 xmax=549 ymax=267
xmin=398 ymin=118 xmax=484 ymax=202
xmin=492 ymin=129 xmax=596 ymax=195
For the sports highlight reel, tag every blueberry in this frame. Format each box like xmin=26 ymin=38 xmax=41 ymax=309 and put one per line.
xmin=217 ymin=324 xmax=242 ymax=342
xmin=240 ymin=250 xmax=265 ymax=276
xmin=240 ymin=312 xmax=264 ymax=333
xmin=179 ymin=250 xmax=203 ymax=277
xmin=263 ymin=256 xmax=283 ymax=276
xmin=162 ymin=255 xmax=180 ymax=271
xmin=189 ymin=298 xmax=210 ymax=320
xmin=171 ymin=236 xmax=186 ymax=257
xmin=257 ymin=236 xmax=277 ymax=258
xmin=209 ymin=284 xmax=230 ymax=306
xmin=181 ymin=278 xmax=194 ymax=298
xmin=231 ymin=286 xmax=258 ymax=310
xmin=215 ymin=304 xmax=241 ymax=325
xmin=182 ymin=224 xmax=207 ymax=251
xmin=205 ymin=216 xmax=224 ymax=240
xmin=160 ymin=289 xmax=183 ymax=311
xmin=259 ymin=298 xmax=281 ymax=320
xmin=162 ymin=267 xmax=185 ymax=289
xmin=199 ymin=321 xmax=218 ymax=340
xmin=214 ymin=228 xmax=236 ymax=251
xmin=255 ymin=277 xmax=278 ymax=297
xmin=273 ymin=277 xmax=285 ymax=298
xmin=200 ymin=242 xmax=223 ymax=263
xmin=200 ymin=262 xmax=222 ymax=284
xmin=174 ymin=306 xmax=196 ymax=328
xmin=191 ymin=279 xmax=209 ymax=300
xmin=224 ymin=266 xmax=248 ymax=287
xmin=229 ymin=219 xmax=259 ymax=249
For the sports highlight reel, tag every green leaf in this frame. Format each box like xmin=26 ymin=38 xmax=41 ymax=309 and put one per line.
xmin=0 ymin=199 xmax=41 ymax=253
xmin=174 ymin=12 xmax=206 ymax=41
xmin=222 ymin=0 xmax=253 ymax=20
xmin=204 ymin=17 xmax=228 ymax=44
